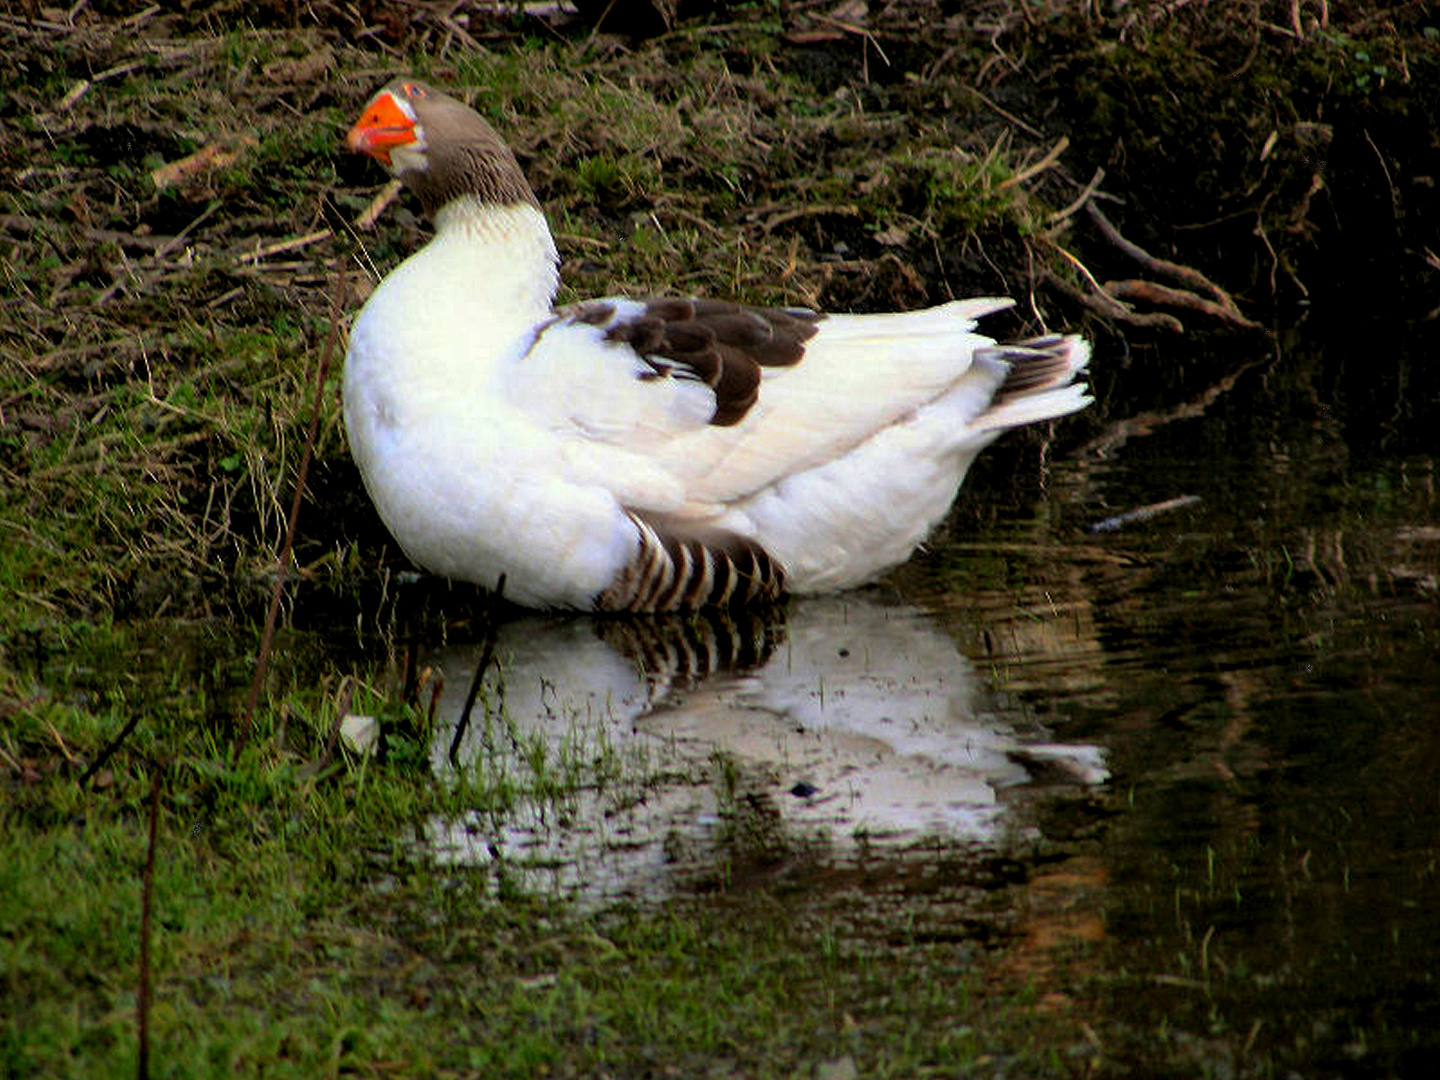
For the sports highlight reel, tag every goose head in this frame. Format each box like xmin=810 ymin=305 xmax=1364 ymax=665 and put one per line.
xmin=345 ymin=78 xmax=539 ymax=218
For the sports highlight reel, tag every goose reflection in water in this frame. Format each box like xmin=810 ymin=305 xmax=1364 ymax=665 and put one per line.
xmin=423 ymin=592 xmax=1107 ymax=902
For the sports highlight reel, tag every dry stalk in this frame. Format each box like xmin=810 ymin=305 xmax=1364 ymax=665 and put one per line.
xmin=137 ymin=766 xmax=162 ymax=1080
xmin=448 ymin=576 xmax=506 ymax=769
xmin=965 ymin=85 xmax=1044 ymax=138
xmin=237 ymin=228 xmax=332 ymax=264
xmin=241 ymin=261 xmax=347 ymax=739
xmin=997 ymin=136 xmax=1069 ymax=191
xmin=304 ymin=680 xmax=353 ymax=775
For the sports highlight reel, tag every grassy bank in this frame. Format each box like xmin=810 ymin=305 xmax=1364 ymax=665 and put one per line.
xmin=4 ymin=614 xmax=1082 ymax=1078
xmin=4 ymin=1 xmax=1435 ymax=627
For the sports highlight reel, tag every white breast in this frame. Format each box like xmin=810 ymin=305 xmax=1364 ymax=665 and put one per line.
xmin=343 ymin=203 xmax=638 ymax=608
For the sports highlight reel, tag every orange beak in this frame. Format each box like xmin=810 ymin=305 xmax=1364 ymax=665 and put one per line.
xmin=345 ymin=91 xmax=417 ymax=167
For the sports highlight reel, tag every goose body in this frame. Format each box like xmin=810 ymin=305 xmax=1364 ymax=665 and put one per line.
xmin=344 ymin=79 xmax=1092 ymax=611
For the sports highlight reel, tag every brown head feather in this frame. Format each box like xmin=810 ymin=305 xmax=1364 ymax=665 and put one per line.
xmin=370 ymin=78 xmax=539 ymax=218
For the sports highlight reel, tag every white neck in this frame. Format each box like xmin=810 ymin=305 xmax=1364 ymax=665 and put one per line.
xmin=430 ymin=197 xmax=560 ymax=316
xmin=351 ymin=199 xmax=557 ymax=391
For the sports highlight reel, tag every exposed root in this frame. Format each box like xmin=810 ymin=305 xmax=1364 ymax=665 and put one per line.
xmin=1104 ymin=279 xmax=1260 ymax=329
xmin=1037 ymin=239 xmax=1187 ymax=332
xmin=1041 ymin=197 xmax=1263 ymax=331
xmin=1085 ymin=202 xmax=1260 ymax=329
xmin=1042 ymin=268 xmax=1185 ymax=332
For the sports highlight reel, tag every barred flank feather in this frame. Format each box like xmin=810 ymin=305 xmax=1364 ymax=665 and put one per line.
xmin=595 ymin=512 xmax=785 ymax=612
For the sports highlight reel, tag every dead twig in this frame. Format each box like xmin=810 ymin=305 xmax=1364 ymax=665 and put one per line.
xmin=965 ymin=85 xmax=1043 ymax=138
xmin=1087 ymin=495 xmax=1202 ymax=534
xmin=79 ymin=713 xmax=142 ymax=787
xmin=50 ymin=59 xmax=149 ymax=114
xmin=760 ymin=203 xmax=860 ymax=233
xmin=45 ymin=719 xmax=81 ymax=765
xmin=237 ymin=229 xmax=332 ymax=265
xmin=137 ymin=766 xmax=162 ymax=1080
xmin=154 ymin=201 xmax=221 ymax=261
xmin=652 ymin=201 xmax=726 ymax=237
xmin=815 ymin=14 xmax=891 ymax=69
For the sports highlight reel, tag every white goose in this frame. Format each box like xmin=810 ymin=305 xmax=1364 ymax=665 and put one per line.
xmin=343 ymin=78 xmax=1092 ymax=612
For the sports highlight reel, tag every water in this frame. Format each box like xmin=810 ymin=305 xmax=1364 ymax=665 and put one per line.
xmin=419 ymin=313 xmax=1440 ymax=1073
xmin=916 ymin=318 xmax=1440 ymax=1075
xmin=28 ymin=308 xmax=1427 ymax=1073
xmin=424 ymin=595 xmax=1108 ymax=901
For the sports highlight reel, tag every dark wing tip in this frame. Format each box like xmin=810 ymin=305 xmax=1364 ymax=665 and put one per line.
xmin=982 ymin=335 xmax=1088 ymax=404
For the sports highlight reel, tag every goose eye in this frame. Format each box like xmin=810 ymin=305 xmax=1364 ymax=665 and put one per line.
xmin=402 ymin=82 xmax=427 ymax=100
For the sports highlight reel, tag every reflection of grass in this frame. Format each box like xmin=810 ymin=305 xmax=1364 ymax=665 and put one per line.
xmin=2 ymin=623 xmax=1053 ymax=1078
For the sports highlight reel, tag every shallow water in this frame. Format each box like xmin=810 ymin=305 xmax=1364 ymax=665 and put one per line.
xmin=420 ymin=312 xmax=1440 ymax=1072
xmin=26 ymin=307 xmax=1432 ymax=1074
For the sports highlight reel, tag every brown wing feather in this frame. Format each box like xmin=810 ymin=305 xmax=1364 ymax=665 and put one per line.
xmin=560 ymin=298 xmax=822 ymax=427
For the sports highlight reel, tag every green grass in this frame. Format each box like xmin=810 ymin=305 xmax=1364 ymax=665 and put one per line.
xmin=2 ymin=626 xmax=1066 ymax=1079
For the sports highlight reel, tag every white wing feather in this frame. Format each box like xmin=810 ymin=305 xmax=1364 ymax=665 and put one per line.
xmin=506 ymin=296 xmax=1018 ymax=515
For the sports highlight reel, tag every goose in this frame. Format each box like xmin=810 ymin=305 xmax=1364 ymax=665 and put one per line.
xmin=343 ymin=78 xmax=1092 ymax=612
